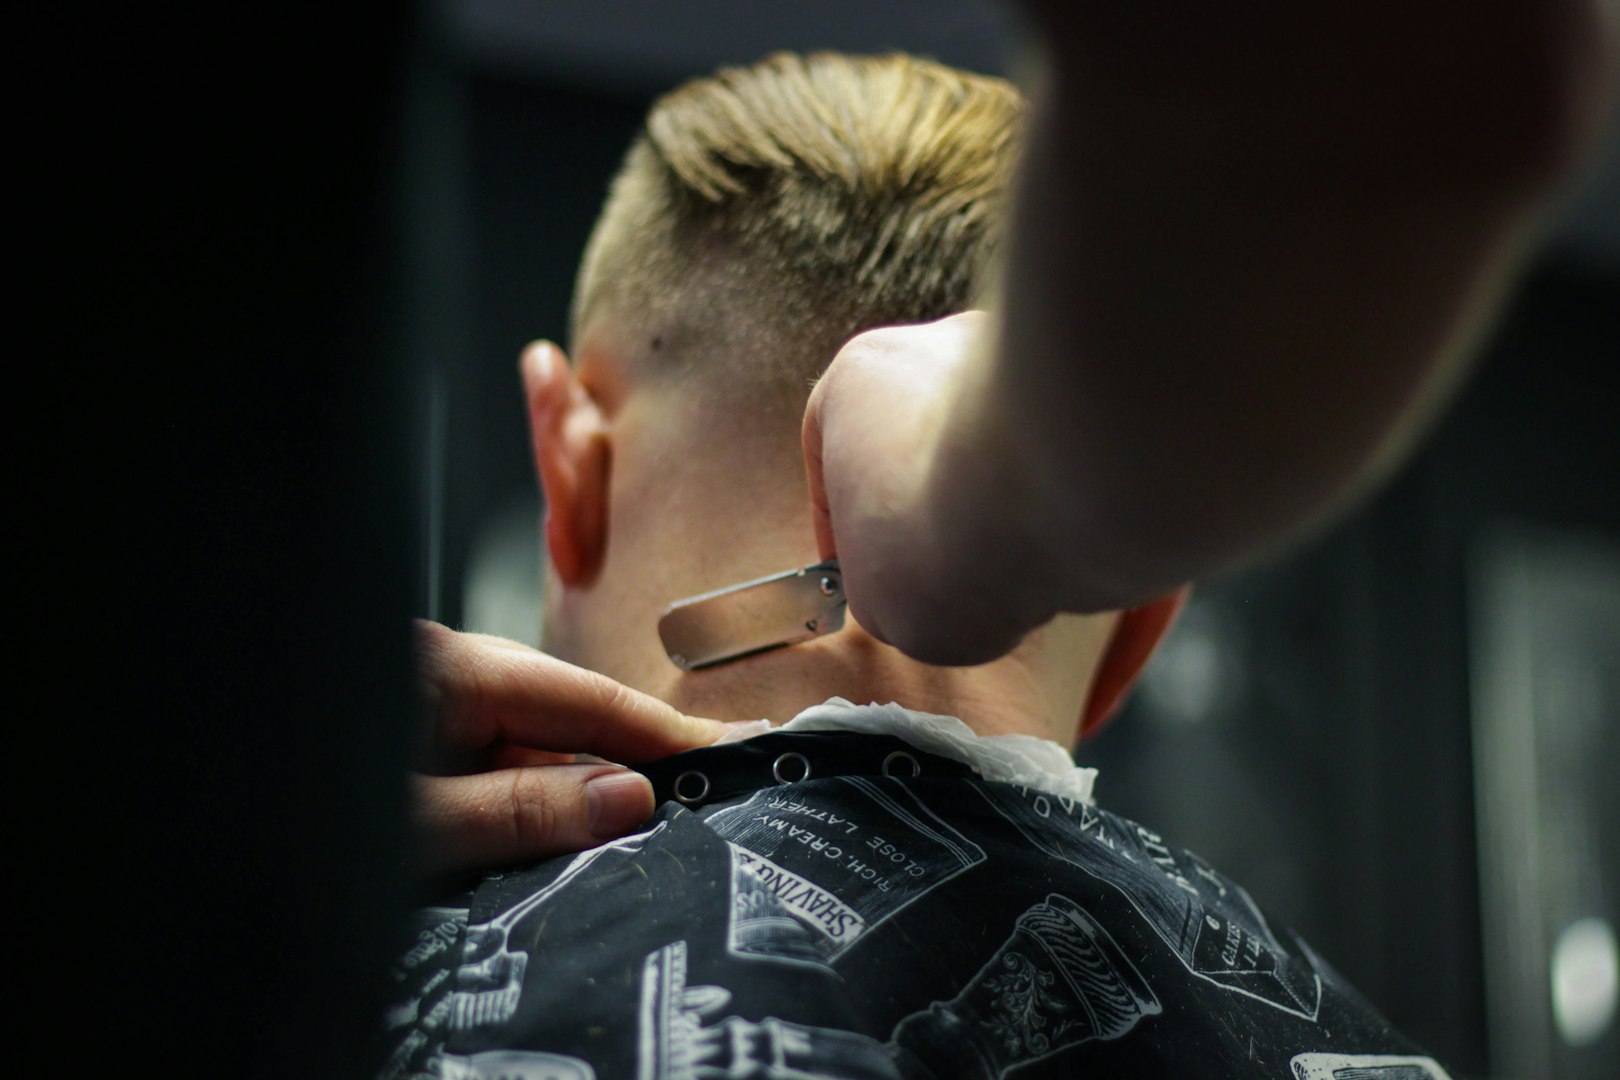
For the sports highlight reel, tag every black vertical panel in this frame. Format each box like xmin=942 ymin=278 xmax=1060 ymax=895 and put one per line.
xmin=30 ymin=6 xmax=416 ymax=1073
xmin=1355 ymin=431 xmax=1486 ymax=1062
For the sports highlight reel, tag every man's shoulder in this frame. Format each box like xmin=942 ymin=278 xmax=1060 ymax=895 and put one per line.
xmin=378 ymin=734 xmax=1447 ymax=1079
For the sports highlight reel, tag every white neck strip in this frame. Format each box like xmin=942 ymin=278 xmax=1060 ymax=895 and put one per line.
xmin=715 ymin=697 xmax=1097 ymax=805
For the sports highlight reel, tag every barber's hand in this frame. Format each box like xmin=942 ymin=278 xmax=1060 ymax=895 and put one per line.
xmin=411 ymin=620 xmax=731 ymax=881
xmin=803 ymin=312 xmax=1054 ymax=667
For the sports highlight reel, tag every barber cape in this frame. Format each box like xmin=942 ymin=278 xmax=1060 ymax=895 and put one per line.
xmin=378 ymin=700 xmax=1449 ymax=1080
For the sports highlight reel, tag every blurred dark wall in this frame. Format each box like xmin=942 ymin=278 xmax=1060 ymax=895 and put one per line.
xmin=1087 ymin=265 xmax=1620 ymax=1074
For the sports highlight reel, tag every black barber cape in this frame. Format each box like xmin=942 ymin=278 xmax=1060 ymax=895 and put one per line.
xmin=379 ymin=728 xmax=1450 ymax=1080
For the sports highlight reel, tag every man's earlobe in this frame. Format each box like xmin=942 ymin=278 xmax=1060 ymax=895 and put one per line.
xmin=521 ymin=341 xmax=611 ymax=586
xmin=1078 ymin=586 xmax=1190 ymax=741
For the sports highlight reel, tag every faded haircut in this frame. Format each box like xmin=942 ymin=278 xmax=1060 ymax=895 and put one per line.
xmin=571 ymin=52 xmax=1024 ymax=410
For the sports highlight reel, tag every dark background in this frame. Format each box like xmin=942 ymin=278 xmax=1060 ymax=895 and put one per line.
xmin=35 ymin=2 xmax=1616 ymax=1075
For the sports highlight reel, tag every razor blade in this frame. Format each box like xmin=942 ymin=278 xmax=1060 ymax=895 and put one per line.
xmin=658 ymin=560 xmax=846 ymax=671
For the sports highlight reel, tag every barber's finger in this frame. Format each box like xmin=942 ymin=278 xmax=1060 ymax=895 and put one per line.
xmin=486 ymin=743 xmax=575 ymax=770
xmin=416 ymin=620 xmax=731 ymax=760
xmin=410 ymin=765 xmax=655 ymax=878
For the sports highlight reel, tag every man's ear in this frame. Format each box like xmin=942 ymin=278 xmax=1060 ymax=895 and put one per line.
xmin=1078 ymin=586 xmax=1191 ymax=742
xmin=520 ymin=341 xmax=611 ymax=587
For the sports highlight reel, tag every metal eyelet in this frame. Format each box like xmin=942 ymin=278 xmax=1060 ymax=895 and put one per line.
xmin=772 ymin=752 xmax=811 ymax=784
xmin=882 ymin=750 xmax=921 ymax=779
xmin=673 ymin=770 xmax=711 ymax=806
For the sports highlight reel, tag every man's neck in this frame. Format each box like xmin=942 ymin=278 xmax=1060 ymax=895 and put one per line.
xmin=648 ymin=623 xmax=1091 ymax=747
xmin=539 ymin=511 xmax=1110 ymax=750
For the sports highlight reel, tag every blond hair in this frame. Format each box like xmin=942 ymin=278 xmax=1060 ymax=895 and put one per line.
xmin=572 ymin=52 xmax=1024 ymax=409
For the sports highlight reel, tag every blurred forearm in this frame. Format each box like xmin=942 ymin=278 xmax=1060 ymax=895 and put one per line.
xmin=947 ymin=2 xmax=1617 ymax=613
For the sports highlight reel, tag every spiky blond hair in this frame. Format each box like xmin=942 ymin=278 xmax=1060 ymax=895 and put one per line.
xmin=572 ymin=52 xmax=1024 ymax=413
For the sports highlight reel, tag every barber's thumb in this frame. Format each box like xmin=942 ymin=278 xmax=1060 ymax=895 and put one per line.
xmin=584 ymin=769 xmax=656 ymax=839
xmin=411 ymin=765 xmax=655 ymax=880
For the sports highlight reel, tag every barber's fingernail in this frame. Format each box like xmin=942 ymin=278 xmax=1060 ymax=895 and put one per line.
xmin=532 ymin=341 xmax=553 ymax=379
xmin=586 ymin=770 xmax=653 ymax=838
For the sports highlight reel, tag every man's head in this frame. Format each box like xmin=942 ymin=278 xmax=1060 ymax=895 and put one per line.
xmin=572 ymin=52 xmax=1023 ymax=424
xmin=524 ymin=52 xmax=1175 ymax=740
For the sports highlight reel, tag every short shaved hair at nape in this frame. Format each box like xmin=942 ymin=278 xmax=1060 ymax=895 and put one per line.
xmin=571 ymin=52 xmax=1025 ymax=431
